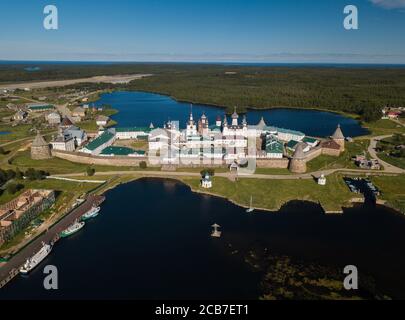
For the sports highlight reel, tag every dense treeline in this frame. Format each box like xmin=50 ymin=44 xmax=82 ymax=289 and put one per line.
xmin=126 ymin=66 xmax=405 ymax=122
xmin=0 ymin=167 xmax=49 ymax=197
xmin=1 ymin=63 xmax=405 ymax=121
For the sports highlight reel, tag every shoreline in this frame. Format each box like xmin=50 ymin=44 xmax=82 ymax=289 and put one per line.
xmin=98 ymin=88 xmax=366 ymax=125
xmin=0 ymin=174 xmax=402 ymax=289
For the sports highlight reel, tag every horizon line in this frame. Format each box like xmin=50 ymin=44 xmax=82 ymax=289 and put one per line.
xmin=1 ymin=60 xmax=405 ymax=66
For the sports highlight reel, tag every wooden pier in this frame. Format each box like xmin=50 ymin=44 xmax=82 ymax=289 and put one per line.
xmin=0 ymin=195 xmax=105 ymax=289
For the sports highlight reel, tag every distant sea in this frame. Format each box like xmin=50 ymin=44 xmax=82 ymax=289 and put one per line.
xmin=0 ymin=60 xmax=405 ymax=68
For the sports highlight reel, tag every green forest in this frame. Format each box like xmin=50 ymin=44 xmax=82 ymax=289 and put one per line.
xmin=1 ymin=63 xmax=405 ymax=121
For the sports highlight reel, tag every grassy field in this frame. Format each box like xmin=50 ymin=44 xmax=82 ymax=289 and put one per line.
xmin=376 ymin=136 xmax=405 ymax=170
xmin=364 ymin=119 xmax=405 ymax=136
xmin=180 ymin=173 xmax=353 ymax=212
xmin=78 ymin=119 xmax=117 ymax=132
xmin=254 ymin=168 xmax=292 ymax=175
xmin=372 ymin=174 xmax=405 ymax=214
xmin=378 ymin=152 xmax=405 ymax=170
xmin=307 ymin=139 xmax=370 ymax=172
xmin=0 ymin=124 xmax=35 ymax=143
xmin=8 ymin=150 xmax=155 ymax=174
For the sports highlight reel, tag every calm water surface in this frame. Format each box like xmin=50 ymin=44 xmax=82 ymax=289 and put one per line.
xmin=94 ymin=91 xmax=368 ymax=137
xmin=1 ymin=179 xmax=405 ymax=300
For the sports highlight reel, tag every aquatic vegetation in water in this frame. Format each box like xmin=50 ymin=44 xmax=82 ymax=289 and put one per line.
xmin=255 ymin=254 xmax=389 ymax=300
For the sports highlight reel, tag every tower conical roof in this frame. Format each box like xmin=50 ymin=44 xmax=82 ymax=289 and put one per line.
xmin=332 ymin=124 xmax=345 ymax=140
xmin=32 ymin=132 xmax=48 ymax=147
xmin=292 ymin=142 xmax=306 ymax=159
xmin=257 ymin=117 xmax=267 ymax=129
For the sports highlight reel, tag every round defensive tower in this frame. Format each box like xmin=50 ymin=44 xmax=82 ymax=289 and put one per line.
xmin=289 ymin=142 xmax=307 ymax=173
xmin=31 ymin=132 xmax=52 ymax=160
xmin=331 ymin=124 xmax=345 ymax=151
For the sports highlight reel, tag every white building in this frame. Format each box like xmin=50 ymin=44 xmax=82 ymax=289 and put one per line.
xmin=144 ymin=111 xmax=308 ymax=164
xmin=51 ymin=134 xmax=75 ymax=152
xmin=96 ymin=115 xmax=109 ymax=127
xmin=13 ymin=110 xmax=27 ymax=121
xmin=201 ymin=173 xmax=213 ymax=189
xmin=318 ymin=174 xmax=327 ymax=186
xmin=115 ymin=127 xmax=152 ymax=140
xmin=47 ymin=112 xmax=61 ymax=125
xmin=64 ymin=126 xmax=88 ymax=147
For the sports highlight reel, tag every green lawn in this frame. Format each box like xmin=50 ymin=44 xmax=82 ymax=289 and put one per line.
xmin=181 ymin=173 xmax=353 ymax=212
xmin=175 ymin=167 xmax=228 ymax=173
xmin=378 ymin=153 xmax=405 ymax=170
xmin=78 ymin=119 xmax=117 ymax=132
xmin=254 ymin=168 xmax=292 ymax=175
xmin=364 ymin=119 xmax=405 ymax=136
xmin=372 ymin=174 xmax=405 ymax=214
xmin=376 ymin=136 xmax=405 ymax=169
xmin=8 ymin=150 xmax=157 ymax=174
xmin=0 ymin=124 xmax=34 ymax=143
xmin=307 ymin=139 xmax=370 ymax=172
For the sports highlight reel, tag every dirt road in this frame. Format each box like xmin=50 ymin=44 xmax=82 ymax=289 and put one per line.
xmin=0 ymin=74 xmax=152 ymax=90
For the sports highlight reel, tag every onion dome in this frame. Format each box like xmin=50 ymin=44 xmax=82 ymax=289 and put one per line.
xmin=232 ymin=107 xmax=239 ymax=119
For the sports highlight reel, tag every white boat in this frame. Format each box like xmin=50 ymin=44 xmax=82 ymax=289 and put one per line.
xmin=81 ymin=206 xmax=101 ymax=221
xmin=19 ymin=242 xmax=52 ymax=274
xmin=246 ymin=196 xmax=255 ymax=213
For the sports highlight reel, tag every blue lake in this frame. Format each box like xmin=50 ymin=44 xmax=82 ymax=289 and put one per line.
xmin=94 ymin=91 xmax=368 ymax=137
xmin=0 ymin=131 xmax=11 ymax=135
xmin=1 ymin=179 xmax=405 ymax=299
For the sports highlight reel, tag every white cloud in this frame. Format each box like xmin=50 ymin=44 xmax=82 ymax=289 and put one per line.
xmin=369 ymin=0 xmax=405 ymax=9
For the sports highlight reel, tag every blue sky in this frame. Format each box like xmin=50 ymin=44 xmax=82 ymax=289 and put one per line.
xmin=0 ymin=0 xmax=405 ymax=63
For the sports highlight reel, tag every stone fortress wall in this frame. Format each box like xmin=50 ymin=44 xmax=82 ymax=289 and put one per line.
xmin=50 ymin=125 xmax=345 ymax=173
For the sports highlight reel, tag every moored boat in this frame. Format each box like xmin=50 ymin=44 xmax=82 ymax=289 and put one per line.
xmin=19 ymin=242 xmax=52 ymax=274
xmin=60 ymin=220 xmax=85 ymax=238
xmin=81 ymin=206 xmax=101 ymax=221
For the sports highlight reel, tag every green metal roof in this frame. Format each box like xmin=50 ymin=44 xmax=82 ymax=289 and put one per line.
xmin=116 ymin=127 xmax=152 ymax=133
xmin=27 ymin=104 xmax=54 ymax=110
xmin=101 ymin=146 xmax=134 ymax=156
xmin=86 ymin=131 xmax=115 ymax=151
xmin=101 ymin=146 xmax=146 ymax=156
xmin=286 ymin=140 xmax=299 ymax=149
xmin=266 ymin=137 xmax=284 ymax=154
xmin=303 ymin=137 xmax=318 ymax=144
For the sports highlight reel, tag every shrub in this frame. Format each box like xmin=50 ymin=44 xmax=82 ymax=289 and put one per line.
xmin=24 ymin=168 xmax=48 ymax=180
xmin=15 ymin=168 xmax=23 ymax=180
xmin=5 ymin=169 xmax=15 ymax=180
xmin=86 ymin=167 xmax=95 ymax=176
xmin=6 ymin=183 xmax=24 ymax=195
xmin=139 ymin=161 xmax=147 ymax=169
xmin=200 ymin=168 xmax=215 ymax=177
